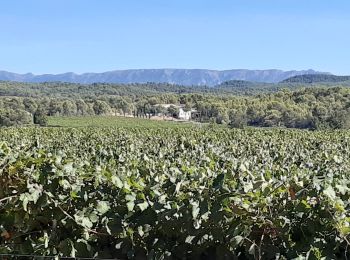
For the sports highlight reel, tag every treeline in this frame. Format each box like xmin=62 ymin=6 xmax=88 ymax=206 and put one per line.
xmin=0 ymin=81 xmax=219 ymax=98
xmin=1 ymin=87 xmax=350 ymax=130
xmin=2 ymin=80 xmax=350 ymax=99
xmin=281 ymin=74 xmax=350 ymax=84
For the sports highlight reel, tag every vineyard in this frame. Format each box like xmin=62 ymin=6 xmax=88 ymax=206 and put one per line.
xmin=1 ymin=126 xmax=350 ymax=259
xmin=47 ymin=116 xmax=198 ymax=129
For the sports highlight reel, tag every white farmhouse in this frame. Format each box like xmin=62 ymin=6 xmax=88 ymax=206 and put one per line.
xmin=156 ymin=104 xmax=196 ymax=121
xmin=178 ymin=108 xmax=192 ymax=120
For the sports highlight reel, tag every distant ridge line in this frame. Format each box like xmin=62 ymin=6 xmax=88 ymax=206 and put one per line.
xmin=0 ymin=69 xmax=330 ymax=86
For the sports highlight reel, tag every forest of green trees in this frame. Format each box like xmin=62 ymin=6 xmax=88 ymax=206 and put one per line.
xmin=281 ymin=74 xmax=350 ymax=84
xmin=0 ymin=80 xmax=350 ymax=130
xmin=1 ymin=77 xmax=350 ymax=98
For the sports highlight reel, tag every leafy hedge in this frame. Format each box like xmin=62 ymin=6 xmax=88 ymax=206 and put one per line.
xmin=1 ymin=127 xmax=350 ymax=259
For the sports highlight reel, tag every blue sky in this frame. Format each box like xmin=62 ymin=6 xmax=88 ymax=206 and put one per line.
xmin=0 ymin=0 xmax=349 ymax=74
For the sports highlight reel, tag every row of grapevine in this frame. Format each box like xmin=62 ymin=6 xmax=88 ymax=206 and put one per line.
xmin=1 ymin=127 xmax=350 ymax=259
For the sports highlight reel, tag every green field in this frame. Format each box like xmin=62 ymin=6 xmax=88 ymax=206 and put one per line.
xmin=48 ymin=116 xmax=200 ymax=128
xmin=1 ymin=126 xmax=350 ymax=259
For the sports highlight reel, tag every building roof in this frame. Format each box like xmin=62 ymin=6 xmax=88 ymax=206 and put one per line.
xmin=156 ymin=104 xmax=197 ymax=112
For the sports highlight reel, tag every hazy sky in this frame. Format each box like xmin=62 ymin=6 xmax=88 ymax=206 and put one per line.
xmin=0 ymin=0 xmax=349 ymax=74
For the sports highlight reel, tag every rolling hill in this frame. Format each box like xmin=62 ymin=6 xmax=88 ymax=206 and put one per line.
xmin=281 ymin=74 xmax=350 ymax=84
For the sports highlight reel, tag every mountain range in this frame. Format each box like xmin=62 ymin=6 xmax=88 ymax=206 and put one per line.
xmin=0 ymin=69 xmax=329 ymax=86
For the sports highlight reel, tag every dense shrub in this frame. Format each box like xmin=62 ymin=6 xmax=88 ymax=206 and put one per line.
xmin=0 ymin=108 xmax=32 ymax=126
xmin=33 ymin=109 xmax=48 ymax=126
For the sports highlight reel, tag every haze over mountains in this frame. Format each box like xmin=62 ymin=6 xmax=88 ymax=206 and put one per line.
xmin=0 ymin=69 xmax=329 ymax=86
